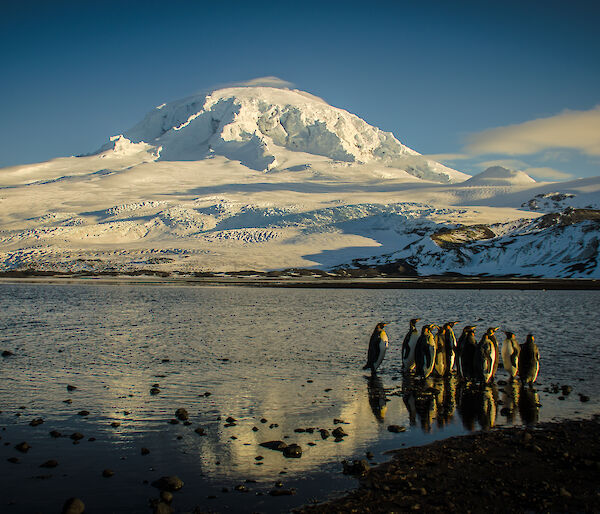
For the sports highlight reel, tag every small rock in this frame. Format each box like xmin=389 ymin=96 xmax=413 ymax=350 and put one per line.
xmin=169 ymin=419 xmax=179 ymax=425
xmin=260 ymin=440 xmax=287 ymax=451
xmin=110 ymin=422 xmax=120 ymax=427
xmin=102 ymin=469 xmax=114 ymax=478
xmin=342 ymin=459 xmax=369 ymax=476
xmin=49 ymin=431 xmax=64 ymax=439
xmin=62 ymin=497 xmax=85 ymax=514
xmin=67 ymin=385 xmax=77 ymax=392
xmin=283 ymin=444 xmax=302 ymax=458
xmin=561 ymin=385 xmax=573 ymax=395
xmin=294 ymin=428 xmax=306 ymax=433
xmin=332 ymin=427 xmax=348 ymax=438
xmin=388 ymin=425 xmax=407 ymax=433
xmin=7 ymin=457 xmax=19 ymax=464
xmin=269 ymin=488 xmax=296 ymax=496
xmin=333 ymin=418 xmax=347 ymax=424
xmin=194 ymin=427 xmax=206 ymax=436
xmin=366 ymin=451 xmax=374 ymax=459
xmin=77 ymin=411 xmax=90 ymax=416
xmin=255 ymin=456 xmax=264 ymax=461
xmin=320 ymin=429 xmax=330 ymax=439
xmin=252 ymin=426 xmax=259 ymax=432
xmin=579 ymin=394 xmax=590 ymax=402
xmin=269 ymin=423 xmax=279 ymax=428
xmin=40 ymin=459 xmax=58 ymax=468
xmin=70 ymin=433 xmax=84 ymax=441
xmin=175 ymin=408 xmax=189 ymax=421
xmin=260 ymin=418 xmax=268 ymax=423
xmin=63 ymin=399 xmax=72 ymax=404
xmin=225 ymin=416 xmax=236 ymax=423
xmin=141 ymin=447 xmax=150 ymax=455
xmin=15 ymin=442 xmax=31 ymax=453
xmin=152 ymin=475 xmax=184 ymax=492
xmin=559 ymin=487 xmax=571 ymax=498
xmin=29 ymin=418 xmax=44 ymax=426
xmin=1 ymin=350 xmax=14 ymax=357
xmin=234 ymin=484 xmax=249 ymax=492
xmin=522 ymin=432 xmax=532 ymax=443
xmin=150 ymin=388 xmax=160 ymax=395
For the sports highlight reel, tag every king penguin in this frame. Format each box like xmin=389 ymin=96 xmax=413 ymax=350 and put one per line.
xmin=415 ymin=324 xmax=437 ymax=379
xmin=433 ymin=325 xmax=447 ymax=377
xmin=488 ymin=327 xmax=500 ymax=378
xmin=474 ymin=328 xmax=496 ymax=384
xmin=501 ymin=331 xmax=520 ymax=379
xmin=443 ymin=321 xmax=459 ymax=375
xmin=363 ymin=322 xmax=389 ymax=374
xmin=519 ymin=334 xmax=540 ymax=385
xmin=458 ymin=326 xmax=477 ymax=380
xmin=401 ymin=318 xmax=420 ymax=371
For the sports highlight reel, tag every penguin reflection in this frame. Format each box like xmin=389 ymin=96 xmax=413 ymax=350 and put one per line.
xmin=478 ymin=384 xmax=498 ymax=430
xmin=367 ymin=375 xmax=388 ymax=422
xmin=402 ymin=374 xmax=418 ymax=427
xmin=519 ymin=385 xmax=540 ymax=425
xmin=501 ymin=380 xmax=520 ymax=424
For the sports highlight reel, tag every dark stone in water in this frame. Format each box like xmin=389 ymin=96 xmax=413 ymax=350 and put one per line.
xmin=169 ymin=419 xmax=179 ymax=425
xmin=40 ymin=459 xmax=58 ymax=468
xmin=579 ymin=394 xmax=590 ymax=402
xmin=320 ymin=429 xmax=330 ymax=439
xmin=294 ymin=428 xmax=306 ymax=433
xmin=62 ymin=497 xmax=85 ymax=514
xmin=63 ymin=399 xmax=72 ymax=404
xmin=110 ymin=422 xmax=120 ymax=427
xmin=70 ymin=433 xmax=84 ymax=441
xmin=29 ymin=418 xmax=44 ymax=426
xmin=234 ymin=484 xmax=249 ymax=492
xmin=7 ymin=457 xmax=19 ymax=464
xmin=102 ymin=469 xmax=114 ymax=478
xmin=333 ymin=418 xmax=348 ymax=424
xmin=252 ymin=426 xmax=259 ymax=432
xmin=269 ymin=423 xmax=279 ymax=428
xmin=226 ymin=416 xmax=236 ymax=423
xmin=49 ymin=430 xmax=62 ymax=438
xmin=15 ymin=442 xmax=31 ymax=453
xmin=175 ymin=408 xmax=189 ymax=421
xmin=388 ymin=425 xmax=407 ymax=433
xmin=150 ymin=388 xmax=161 ymax=395
xmin=141 ymin=447 xmax=150 ymax=455
xmin=152 ymin=475 xmax=184 ymax=491
xmin=269 ymin=488 xmax=296 ymax=496
xmin=342 ymin=459 xmax=370 ymax=476
xmin=77 ymin=411 xmax=89 ymax=417
xmin=153 ymin=502 xmax=173 ymax=514
xmin=260 ymin=418 xmax=268 ymax=423
xmin=562 ymin=385 xmax=573 ymax=395
xmin=259 ymin=440 xmax=287 ymax=451
xmin=2 ymin=350 xmax=14 ymax=357
xmin=332 ymin=427 xmax=348 ymax=438
xmin=67 ymin=385 xmax=77 ymax=392
xmin=194 ymin=427 xmax=206 ymax=436
xmin=283 ymin=444 xmax=302 ymax=458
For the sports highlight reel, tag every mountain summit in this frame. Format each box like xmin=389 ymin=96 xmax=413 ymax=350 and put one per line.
xmin=99 ymin=82 xmax=469 ymax=183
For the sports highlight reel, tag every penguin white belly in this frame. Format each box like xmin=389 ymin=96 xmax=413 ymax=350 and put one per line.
xmin=501 ymin=341 xmax=519 ymax=378
xmin=373 ymin=332 xmax=388 ymax=370
xmin=448 ymin=332 xmax=456 ymax=371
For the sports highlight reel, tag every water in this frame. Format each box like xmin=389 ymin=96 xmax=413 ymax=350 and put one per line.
xmin=0 ymin=283 xmax=598 ymax=513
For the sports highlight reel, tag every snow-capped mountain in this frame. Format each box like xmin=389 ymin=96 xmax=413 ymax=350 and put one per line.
xmin=100 ymin=85 xmax=469 ymax=183
xmin=0 ymin=80 xmax=599 ymax=278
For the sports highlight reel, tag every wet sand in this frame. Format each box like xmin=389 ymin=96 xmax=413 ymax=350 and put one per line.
xmin=298 ymin=417 xmax=600 ymax=513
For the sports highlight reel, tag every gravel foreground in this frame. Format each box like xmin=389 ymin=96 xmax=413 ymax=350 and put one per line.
xmin=297 ymin=417 xmax=600 ymax=513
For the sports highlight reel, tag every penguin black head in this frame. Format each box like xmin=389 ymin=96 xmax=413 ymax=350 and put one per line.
xmin=410 ymin=318 xmax=420 ymax=326
xmin=504 ymin=331 xmax=515 ymax=338
xmin=465 ymin=325 xmax=476 ymax=333
xmin=526 ymin=334 xmax=535 ymax=344
xmin=487 ymin=327 xmax=499 ymax=335
xmin=376 ymin=322 xmax=387 ymax=330
xmin=446 ymin=321 xmax=459 ymax=328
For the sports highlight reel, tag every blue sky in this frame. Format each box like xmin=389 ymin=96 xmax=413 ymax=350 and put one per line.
xmin=1 ymin=0 xmax=598 ymax=180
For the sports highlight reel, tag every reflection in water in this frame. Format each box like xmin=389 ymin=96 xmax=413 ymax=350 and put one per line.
xmin=519 ymin=385 xmax=541 ymax=425
xmin=403 ymin=373 xmax=540 ymax=432
xmin=367 ymin=375 xmax=388 ymax=421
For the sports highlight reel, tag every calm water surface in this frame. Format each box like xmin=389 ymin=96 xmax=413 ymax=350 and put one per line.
xmin=0 ymin=283 xmax=598 ymax=513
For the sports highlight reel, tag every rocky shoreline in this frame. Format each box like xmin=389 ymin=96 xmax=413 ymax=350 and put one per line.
xmin=298 ymin=417 xmax=600 ymax=513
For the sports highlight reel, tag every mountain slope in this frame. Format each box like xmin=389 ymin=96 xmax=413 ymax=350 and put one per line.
xmin=101 ymin=85 xmax=469 ymax=183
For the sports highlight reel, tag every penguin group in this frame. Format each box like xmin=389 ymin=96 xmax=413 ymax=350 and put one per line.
xmin=385 ymin=320 xmax=539 ymax=384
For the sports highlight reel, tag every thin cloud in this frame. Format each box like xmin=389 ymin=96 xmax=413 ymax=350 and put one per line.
xmin=476 ymin=159 xmax=530 ymax=170
xmin=523 ymin=167 xmax=573 ymax=180
xmin=237 ymin=77 xmax=295 ymax=88
xmin=465 ymin=106 xmax=600 ymax=157
xmin=423 ymin=153 xmax=470 ymax=161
